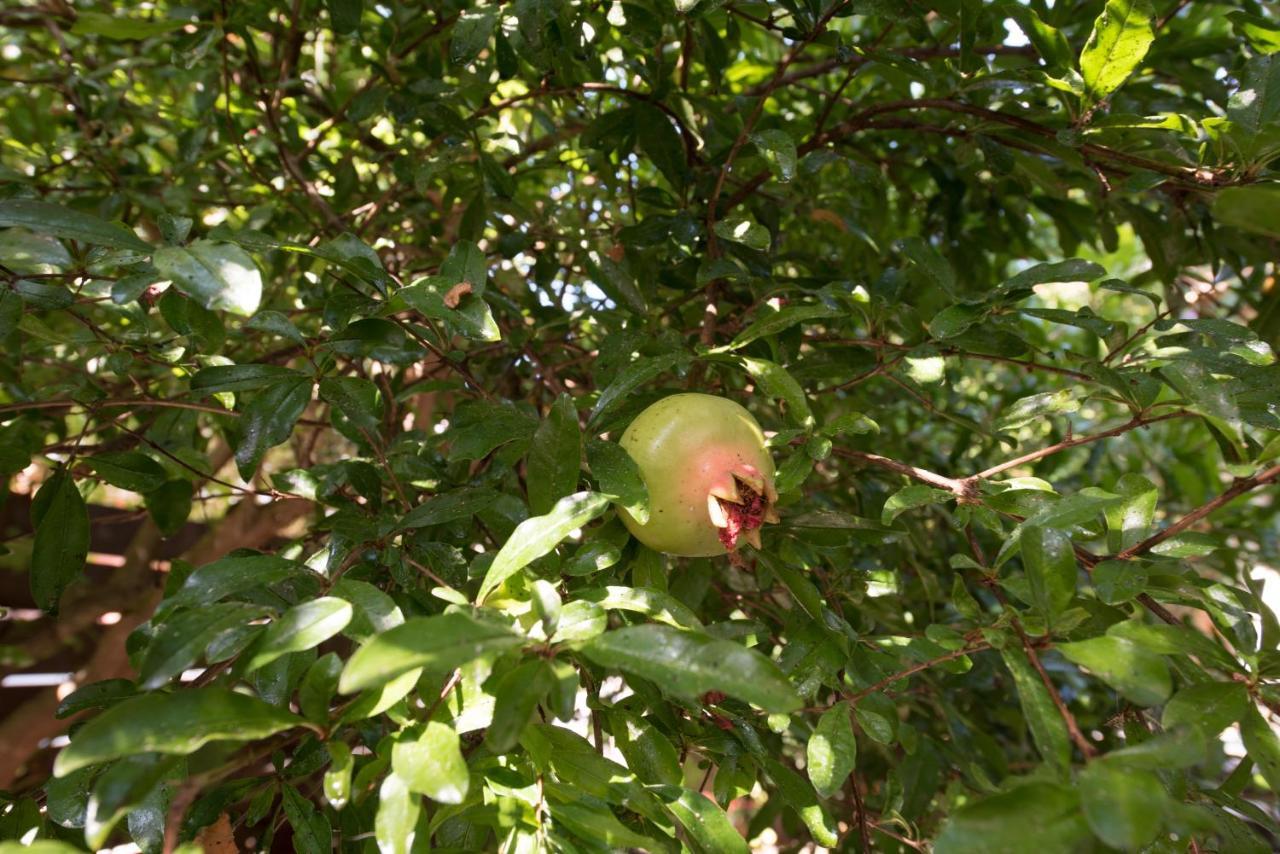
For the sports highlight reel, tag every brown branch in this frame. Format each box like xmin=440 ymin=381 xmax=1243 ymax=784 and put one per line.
xmin=970 ymin=410 xmax=1196 ymax=481
xmin=1115 ymin=462 xmax=1280 ymax=560
xmin=965 ymin=527 xmax=1095 ymax=759
xmin=849 ymin=773 xmax=872 ymax=852
xmin=830 ymin=447 xmax=972 ymax=498
xmin=844 ymin=642 xmax=991 ymax=704
xmin=1012 ymin=618 xmax=1097 ymax=759
xmin=749 ymin=44 xmax=1038 ymax=95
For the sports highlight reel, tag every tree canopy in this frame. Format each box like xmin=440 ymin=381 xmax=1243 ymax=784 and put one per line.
xmin=2 ymin=0 xmax=1280 ymax=851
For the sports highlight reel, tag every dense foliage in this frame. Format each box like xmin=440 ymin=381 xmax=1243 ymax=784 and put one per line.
xmin=2 ymin=0 xmax=1280 ymax=850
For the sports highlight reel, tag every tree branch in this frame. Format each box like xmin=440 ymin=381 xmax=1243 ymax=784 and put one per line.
xmin=1115 ymin=462 xmax=1280 ymax=560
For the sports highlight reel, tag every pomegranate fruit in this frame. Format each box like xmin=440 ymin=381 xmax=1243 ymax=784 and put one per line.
xmin=618 ymin=393 xmax=778 ymax=557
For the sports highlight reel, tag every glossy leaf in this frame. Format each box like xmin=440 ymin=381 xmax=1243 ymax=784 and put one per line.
xmin=1079 ymin=0 xmax=1154 ymax=102
xmin=392 ymin=721 xmax=470 ymax=804
xmin=1057 ymin=635 xmax=1171 ymax=706
xmin=527 ymin=393 xmax=582 ymax=515
xmin=579 ymin=624 xmax=801 ymax=712
xmin=246 ymin=597 xmax=353 ymax=672
xmin=30 ymin=469 xmax=90 ymax=612
xmin=153 ymin=240 xmax=263 ymax=316
xmin=807 ymin=703 xmax=857 ymax=798
xmin=0 ymin=199 xmax=151 ymax=251
xmin=477 ymin=491 xmax=611 ymax=602
xmin=54 ymin=688 xmax=304 ymax=776
xmin=339 ymin=613 xmax=523 ymax=693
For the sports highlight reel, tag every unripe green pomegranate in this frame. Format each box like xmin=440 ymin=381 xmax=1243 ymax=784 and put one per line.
xmin=619 ymin=393 xmax=778 ymax=557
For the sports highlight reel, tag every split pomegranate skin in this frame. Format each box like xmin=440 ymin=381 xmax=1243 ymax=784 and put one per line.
xmin=618 ymin=393 xmax=778 ymax=557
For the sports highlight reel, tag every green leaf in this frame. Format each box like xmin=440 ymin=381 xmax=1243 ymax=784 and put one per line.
xmin=71 ymin=11 xmax=186 ymax=39
xmin=820 ymin=411 xmax=879 ymax=437
xmin=83 ymin=754 xmax=179 ymax=850
xmin=609 ymin=712 xmax=682 ymax=786
xmin=854 ymin=694 xmax=898 ymax=745
xmin=717 ymin=303 xmax=839 ymax=352
xmin=30 ymin=470 xmax=90 ymax=612
xmin=158 ymin=554 xmax=309 ymax=616
xmin=996 ymin=488 xmax=1122 ymax=565
xmin=1079 ymin=0 xmax=1155 ymax=103
xmin=153 ymin=240 xmax=263 ymax=316
xmin=324 ymin=741 xmax=353 ymax=809
xmin=235 ymin=377 xmax=313 ymax=479
xmin=881 ymin=484 xmax=953 ymax=524
xmin=750 ymin=129 xmax=797 ymax=182
xmin=1078 ymin=763 xmax=1169 ymax=850
xmin=576 ymin=585 xmax=703 ymax=630
xmin=338 ymin=612 xmax=523 ymax=693
xmin=246 ymin=597 xmax=353 ymax=672
xmin=1228 ymin=54 xmax=1280 ymax=139
xmin=999 ymin=259 xmax=1105 ymax=292
xmin=145 ymin=479 xmax=193 ymax=537
xmin=713 ymin=214 xmax=770 ymax=251
xmin=808 ymin=703 xmax=857 ymax=798
xmin=738 ymin=356 xmax=813 ymax=428
xmin=929 ymin=304 xmax=986 ymax=339
xmin=1092 ymin=559 xmax=1148 ymax=604
xmin=485 ymin=659 xmax=553 ymax=751
xmin=327 ymin=0 xmax=363 ymax=34
xmin=935 ymin=782 xmax=1090 ymax=854
xmin=396 ymin=275 xmax=500 ymax=342
xmin=1000 ymin=3 xmax=1073 ymax=68
xmin=45 ymin=764 xmax=92 ymax=828
xmin=762 ymin=756 xmax=839 ymax=846
xmin=527 ymin=394 xmax=582 ymax=515
xmin=478 ymin=491 xmax=611 ymax=602
xmin=1104 ymin=473 xmax=1157 ymax=551
xmin=0 ymin=199 xmax=151 ymax=252
xmin=553 ymin=600 xmax=608 ymax=643
xmin=1021 ymin=526 xmax=1077 ymax=621
xmin=190 ymin=363 xmax=305 ymax=394
xmin=999 ymin=646 xmax=1071 ymax=773
xmin=1161 ymin=681 xmax=1249 ymax=735
xmin=331 ymin=577 xmax=404 ymax=641
xmin=649 ymin=784 xmax=748 ymax=854
xmin=1106 ymin=618 xmax=1240 ymax=672
xmin=400 ymin=487 xmax=500 ymax=529
xmin=635 ymin=104 xmax=688 ymax=190
xmin=85 ymin=451 xmax=167 ymax=493
xmin=451 ymin=7 xmax=496 ymax=64
xmin=392 ymin=721 xmax=470 ymax=804
xmin=1230 ymin=11 xmax=1280 ymax=54
xmin=589 ymin=352 xmax=689 ymax=425
xmin=374 ymin=773 xmax=420 ymax=854
xmin=996 ymin=389 xmax=1080 ymax=431
xmin=1242 ymin=705 xmax=1280 ymax=794
xmin=56 ymin=679 xmax=138 ymax=719
xmin=282 ymin=782 xmax=331 ymax=854
xmin=1212 ymin=185 xmax=1280 ymax=240
xmin=524 ymin=724 xmax=667 ymax=824
xmin=300 ymin=653 xmax=343 ymax=724
xmin=318 ymin=376 xmax=382 ymax=433
xmin=1057 ymin=635 xmax=1171 ymax=706
xmin=548 ymin=799 xmax=674 ymax=853
xmin=579 ymin=624 xmax=801 ymax=713
xmin=0 ymin=288 xmax=22 ymax=339
xmin=1099 ymin=728 xmax=1208 ymax=769
xmin=140 ymin=602 xmax=272 ymax=689
xmin=587 ymin=438 xmax=650 ymax=524
xmin=54 ymin=688 xmax=304 ymax=776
